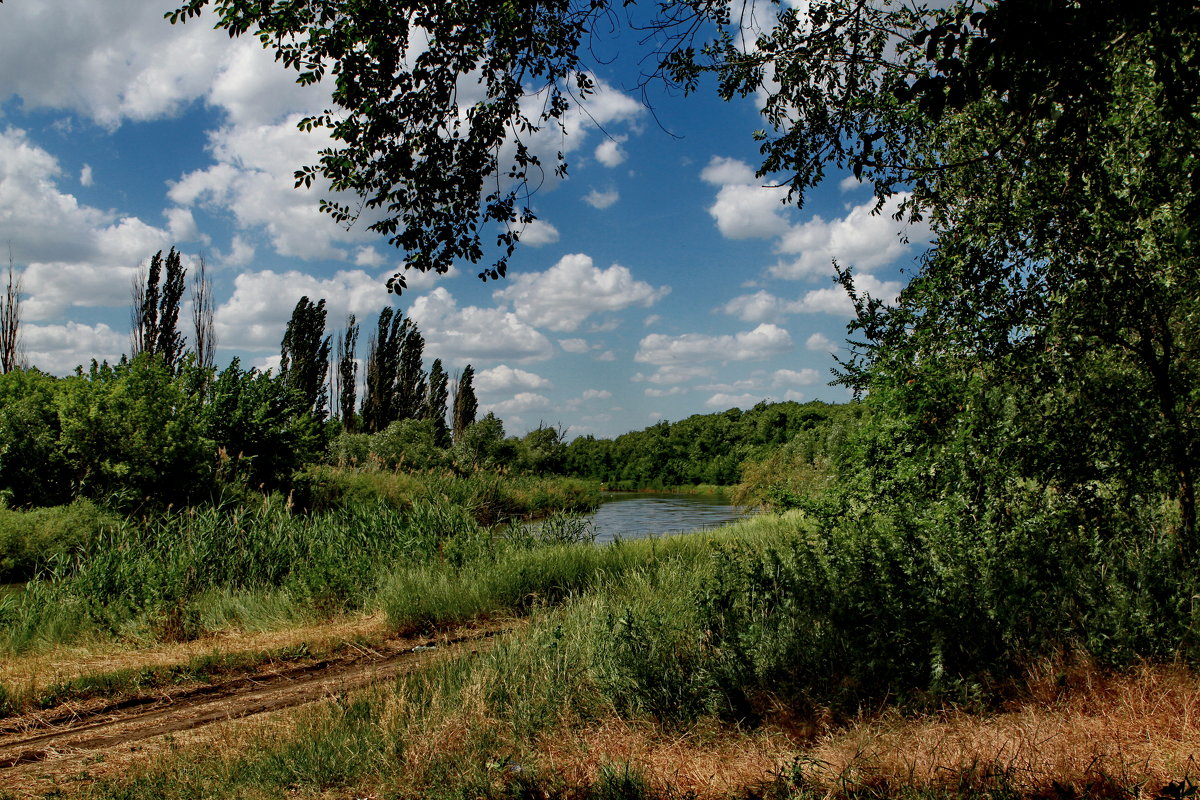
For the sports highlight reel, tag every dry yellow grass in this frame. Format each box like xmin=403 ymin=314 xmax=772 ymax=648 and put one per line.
xmin=797 ymin=663 xmax=1200 ymax=798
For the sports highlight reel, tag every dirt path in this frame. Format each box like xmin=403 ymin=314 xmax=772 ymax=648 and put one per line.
xmin=0 ymin=622 xmax=511 ymax=795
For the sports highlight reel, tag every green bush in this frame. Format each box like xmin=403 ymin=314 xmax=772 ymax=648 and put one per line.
xmin=0 ymin=499 xmax=119 ymax=582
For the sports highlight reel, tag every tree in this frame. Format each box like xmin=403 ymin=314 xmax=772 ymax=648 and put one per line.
xmin=279 ymin=296 xmax=331 ymax=419
xmin=423 ymin=358 xmax=450 ymax=447
xmin=335 ymin=314 xmax=360 ymax=431
xmin=131 ymin=248 xmax=187 ymax=373
xmin=361 ymin=307 xmax=404 ymax=432
xmin=0 ymin=254 xmax=22 ymax=374
xmin=190 ymin=254 xmax=217 ymax=371
xmin=394 ymin=319 xmax=425 ymax=422
xmin=170 ymin=0 xmax=611 ymax=287
xmin=452 ymin=365 xmax=477 ymax=443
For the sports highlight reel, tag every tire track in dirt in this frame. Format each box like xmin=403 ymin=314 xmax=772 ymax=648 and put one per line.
xmin=0 ymin=623 xmax=510 ymax=778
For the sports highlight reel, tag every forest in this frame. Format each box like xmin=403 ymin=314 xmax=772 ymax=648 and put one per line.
xmin=1 ymin=1 xmax=1199 ymax=798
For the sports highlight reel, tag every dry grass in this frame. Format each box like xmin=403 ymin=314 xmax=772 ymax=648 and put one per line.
xmin=0 ymin=611 xmax=391 ymax=691
xmin=796 ymin=663 xmax=1200 ymax=798
xmin=538 ymin=716 xmax=795 ymax=798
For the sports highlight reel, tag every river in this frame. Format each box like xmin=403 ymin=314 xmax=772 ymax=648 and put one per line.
xmin=586 ymin=492 xmax=748 ymax=544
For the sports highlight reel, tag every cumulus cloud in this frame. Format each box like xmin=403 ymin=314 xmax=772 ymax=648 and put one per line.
xmin=594 ymin=350 xmax=616 ymax=362
xmin=215 ymin=269 xmax=392 ymax=351
xmin=583 ymin=188 xmax=620 ymax=209
xmin=408 ymin=287 xmax=554 ymax=365
xmin=521 ymin=218 xmax=560 ymax=246
xmin=706 ymin=392 xmax=761 ymax=409
xmin=645 ymin=387 xmax=686 ymax=398
xmin=773 ymin=368 xmax=821 ymax=386
xmin=495 ymin=253 xmax=668 ymax=332
xmin=792 ymin=274 xmax=901 ymax=315
xmin=839 ymin=175 xmax=864 ymax=192
xmin=594 ymin=137 xmax=627 ymax=167
xmin=23 ymin=322 xmax=126 ymax=374
xmin=700 ymin=156 xmax=791 ymax=239
xmin=632 ymin=365 xmax=716 ymax=385
xmin=558 ymin=338 xmax=589 ymax=354
xmin=720 ymin=290 xmax=791 ymax=323
xmin=635 ymin=324 xmax=793 ymax=366
xmin=805 ymin=332 xmax=840 ymax=353
xmin=484 ymin=392 xmax=552 ymax=416
xmin=80 ymin=165 xmax=94 ymax=187
xmin=771 ymin=194 xmax=928 ymax=279
xmin=475 ymin=365 xmax=552 ymax=394
xmin=582 ymin=389 xmax=612 ymax=401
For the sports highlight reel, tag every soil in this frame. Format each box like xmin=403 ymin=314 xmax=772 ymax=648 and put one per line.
xmin=0 ymin=621 xmax=512 ymax=797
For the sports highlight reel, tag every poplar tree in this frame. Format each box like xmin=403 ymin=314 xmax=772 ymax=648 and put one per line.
xmin=131 ymin=247 xmax=187 ymax=373
xmin=190 ymin=254 xmax=217 ymax=371
xmin=279 ymin=296 xmax=331 ymax=419
xmin=452 ymin=365 xmax=477 ymax=443
xmin=395 ymin=319 xmax=426 ymax=422
xmin=336 ymin=314 xmax=360 ymax=431
xmin=424 ymin=358 xmax=450 ymax=447
xmin=362 ymin=307 xmax=403 ymax=432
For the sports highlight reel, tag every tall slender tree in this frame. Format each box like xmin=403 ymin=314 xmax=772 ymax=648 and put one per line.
xmin=452 ymin=365 xmax=478 ymax=443
xmin=131 ymin=248 xmax=187 ymax=372
xmin=336 ymin=314 xmax=360 ymax=430
xmin=362 ymin=307 xmax=404 ymax=432
xmin=279 ymin=296 xmax=331 ymax=419
xmin=424 ymin=358 xmax=450 ymax=446
xmin=0 ymin=253 xmax=23 ymax=374
xmin=190 ymin=254 xmax=217 ymax=371
xmin=395 ymin=319 xmax=426 ymax=421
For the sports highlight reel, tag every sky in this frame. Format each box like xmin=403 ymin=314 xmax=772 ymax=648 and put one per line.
xmin=0 ymin=1 xmax=931 ymax=439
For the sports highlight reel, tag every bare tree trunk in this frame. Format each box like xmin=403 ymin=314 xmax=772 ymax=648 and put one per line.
xmin=0 ymin=252 xmax=22 ymax=373
xmin=190 ymin=255 xmax=217 ymax=371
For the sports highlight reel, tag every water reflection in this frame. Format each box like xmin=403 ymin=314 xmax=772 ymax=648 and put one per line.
xmin=586 ymin=492 xmax=747 ymax=544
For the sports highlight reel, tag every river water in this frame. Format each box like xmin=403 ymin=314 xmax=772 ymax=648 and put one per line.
xmin=586 ymin=492 xmax=748 ymax=544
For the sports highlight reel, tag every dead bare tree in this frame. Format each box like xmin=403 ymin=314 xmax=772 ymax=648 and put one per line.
xmin=0 ymin=252 xmax=23 ymax=373
xmin=190 ymin=254 xmax=217 ymax=370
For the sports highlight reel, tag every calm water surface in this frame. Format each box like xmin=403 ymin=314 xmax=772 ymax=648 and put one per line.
xmin=586 ymin=492 xmax=748 ymax=544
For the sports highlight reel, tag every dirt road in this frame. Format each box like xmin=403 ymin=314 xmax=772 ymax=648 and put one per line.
xmin=0 ymin=623 xmax=509 ymax=796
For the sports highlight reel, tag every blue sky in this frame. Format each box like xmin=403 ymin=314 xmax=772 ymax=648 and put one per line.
xmin=0 ymin=2 xmax=930 ymax=439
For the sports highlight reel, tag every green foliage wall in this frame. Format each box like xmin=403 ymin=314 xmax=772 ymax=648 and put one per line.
xmin=564 ymin=400 xmax=854 ymax=489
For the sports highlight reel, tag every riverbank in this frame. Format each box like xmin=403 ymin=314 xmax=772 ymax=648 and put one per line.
xmin=4 ymin=510 xmax=1196 ymax=799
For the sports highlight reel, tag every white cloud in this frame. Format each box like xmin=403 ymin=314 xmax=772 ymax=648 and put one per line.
xmin=594 ymin=137 xmax=627 ymax=167
xmin=720 ymin=290 xmax=790 ymax=323
xmin=594 ymin=350 xmax=616 ymax=362
xmin=355 ymin=246 xmax=387 ymax=268
xmin=0 ymin=128 xmax=174 ymax=321
xmin=700 ymin=156 xmax=757 ymax=186
xmin=793 ymin=274 xmax=901 ymax=315
xmin=581 ymin=389 xmax=612 ymax=400
xmin=484 ymin=392 xmax=552 ymax=416
xmin=215 ymin=269 xmax=392 ymax=351
xmin=805 ymin=332 xmax=840 ymax=353
xmin=165 ymin=207 xmax=200 ymax=243
xmin=23 ymin=321 xmax=125 ymax=374
xmin=80 ymin=164 xmax=94 ymax=187
xmin=701 ymin=156 xmax=791 ymax=240
xmin=521 ymin=218 xmax=560 ymax=247
xmin=635 ymin=324 xmax=793 ymax=365
xmin=632 ymin=365 xmax=716 ymax=385
xmin=475 ymin=365 xmax=552 ymax=394
xmin=773 ymin=368 xmax=821 ymax=386
xmin=706 ymin=392 xmax=761 ymax=409
xmin=839 ymin=175 xmax=864 ymax=192
xmin=408 ymin=287 xmax=554 ymax=365
xmin=783 ymin=390 xmax=807 ymax=402
xmin=583 ymin=188 xmax=619 ymax=209
xmin=771 ymin=194 xmax=928 ymax=279
xmin=646 ymin=386 xmax=686 ymax=398
xmin=0 ymin=1 xmax=234 ymax=128
xmin=643 ymin=314 xmax=661 ymax=327
xmin=558 ymin=338 xmax=589 ymax=354
xmin=221 ymin=234 xmax=256 ymax=268
xmin=495 ymin=253 xmax=668 ymax=332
